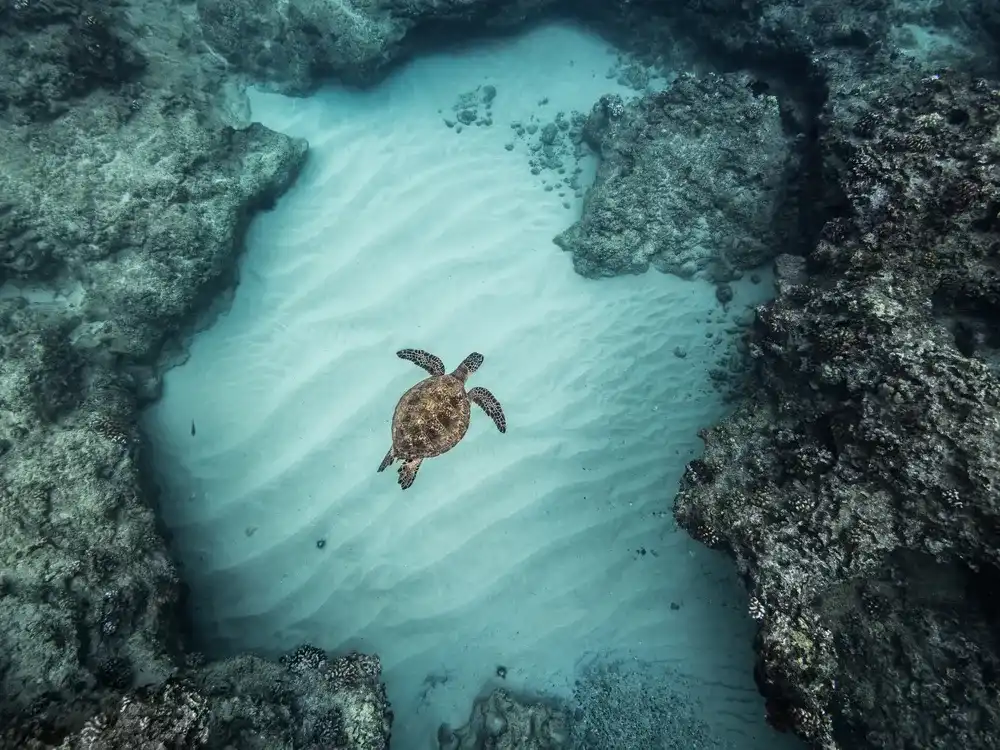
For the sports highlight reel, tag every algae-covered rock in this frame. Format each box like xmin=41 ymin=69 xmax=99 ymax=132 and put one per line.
xmin=674 ymin=72 xmax=1000 ymax=750
xmin=0 ymin=0 xmax=387 ymax=746
xmin=5 ymin=647 xmax=391 ymax=749
xmin=555 ymin=73 xmax=799 ymax=280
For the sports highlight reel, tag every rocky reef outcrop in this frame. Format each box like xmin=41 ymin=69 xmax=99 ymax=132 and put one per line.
xmin=0 ymin=0 xmax=390 ymax=746
xmin=554 ymin=72 xmax=799 ymax=280
xmin=5 ymin=647 xmax=390 ymax=749
xmin=0 ymin=2 xmax=146 ymax=123
xmin=674 ymin=72 xmax=1000 ymax=749
xmin=4 ymin=0 xmax=1000 ymax=747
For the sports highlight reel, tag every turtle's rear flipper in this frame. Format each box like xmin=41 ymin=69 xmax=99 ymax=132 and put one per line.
xmin=398 ymin=458 xmax=423 ymax=490
xmin=377 ymin=448 xmax=395 ymax=472
xmin=397 ymin=349 xmax=445 ymax=376
xmin=469 ymin=387 xmax=506 ymax=433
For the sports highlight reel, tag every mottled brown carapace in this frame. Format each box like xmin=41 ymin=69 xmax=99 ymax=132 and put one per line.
xmin=391 ymin=375 xmax=472 ymax=459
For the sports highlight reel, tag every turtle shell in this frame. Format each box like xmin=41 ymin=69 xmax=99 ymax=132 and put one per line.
xmin=391 ymin=375 xmax=471 ymax=459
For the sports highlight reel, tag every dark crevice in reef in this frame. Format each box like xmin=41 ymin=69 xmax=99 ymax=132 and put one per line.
xmin=1 ymin=0 xmax=1000 ymax=748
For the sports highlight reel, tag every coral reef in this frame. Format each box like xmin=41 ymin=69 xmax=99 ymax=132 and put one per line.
xmin=2 ymin=0 xmax=1000 ymax=747
xmin=443 ymin=657 xmax=721 ymax=749
xmin=674 ymin=72 xmax=1000 ymax=749
xmin=0 ymin=0 xmax=386 ymax=746
xmin=569 ymin=657 xmax=717 ymax=749
xmin=555 ymin=73 xmax=799 ymax=280
xmin=4 ymin=647 xmax=390 ymax=749
xmin=0 ymin=2 xmax=145 ymax=122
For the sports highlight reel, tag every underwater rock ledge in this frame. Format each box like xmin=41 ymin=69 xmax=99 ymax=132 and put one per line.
xmin=194 ymin=0 xmax=562 ymax=94
xmin=554 ymin=72 xmax=801 ymax=281
xmin=0 ymin=1 xmax=393 ymax=747
xmin=674 ymin=72 xmax=1000 ymax=750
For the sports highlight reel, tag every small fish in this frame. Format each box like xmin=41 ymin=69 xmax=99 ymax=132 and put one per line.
xmin=190 ymin=420 xmax=196 ymax=437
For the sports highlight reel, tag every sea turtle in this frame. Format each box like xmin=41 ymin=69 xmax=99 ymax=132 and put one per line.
xmin=377 ymin=348 xmax=506 ymax=490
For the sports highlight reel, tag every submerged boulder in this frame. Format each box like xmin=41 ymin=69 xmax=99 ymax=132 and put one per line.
xmin=555 ymin=73 xmax=800 ymax=280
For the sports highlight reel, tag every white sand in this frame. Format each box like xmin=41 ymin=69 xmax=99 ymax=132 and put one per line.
xmin=144 ymin=22 xmax=800 ymax=749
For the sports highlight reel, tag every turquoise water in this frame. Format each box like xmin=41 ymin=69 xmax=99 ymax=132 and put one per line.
xmin=145 ymin=22 xmax=800 ymax=750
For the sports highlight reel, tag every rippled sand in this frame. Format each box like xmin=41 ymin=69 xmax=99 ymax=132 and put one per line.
xmin=145 ymin=22 xmax=790 ymax=749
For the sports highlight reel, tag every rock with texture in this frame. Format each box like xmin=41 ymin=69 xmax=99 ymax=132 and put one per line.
xmin=6 ymin=647 xmax=391 ymax=749
xmin=555 ymin=73 xmax=800 ymax=280
xmin=674 ymin=72 xmax=1000 ymax=750
xmin=195 ymin=0 xmax=560 ymax=93
xmin=0 ymin=1 xmax=146 ymax=122
xmin=0 ymin=0 xmax=387 ymax=747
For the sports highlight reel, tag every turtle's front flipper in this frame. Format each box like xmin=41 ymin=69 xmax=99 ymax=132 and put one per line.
xmin=398 ymin=458 xmax=423 ymax=490
xmin=469 ymin=387 xmax=506 ymax=433
xmin=377 ymin=448 xmax=395 ymax=473
xmin=452 ymin=352 xmax=484 ymax=382
xmin=397 ymin=349 xmax=445 ymax=376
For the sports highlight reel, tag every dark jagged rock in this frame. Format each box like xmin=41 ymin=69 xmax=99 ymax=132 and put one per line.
xmin=554 ymin=72 xmax=800 ymax=280
xmin=0 ymin=2 xmax=146 ymax=122
xmin=674 ymin=72 xmax=1000 ymax=749
xmin=4 ymin=647 xmax=391 ymax=749
xmin=660 ymin=0 xmax=893 ymax=62
xmin=0 ymin=307 xmax=177 ymax=720
xmin=0 ymin=101 xmax=307 ymax=360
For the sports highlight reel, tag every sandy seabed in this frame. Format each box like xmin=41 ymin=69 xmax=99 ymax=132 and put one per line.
xmin=146 ymin=22 xmax=797 ymax=749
